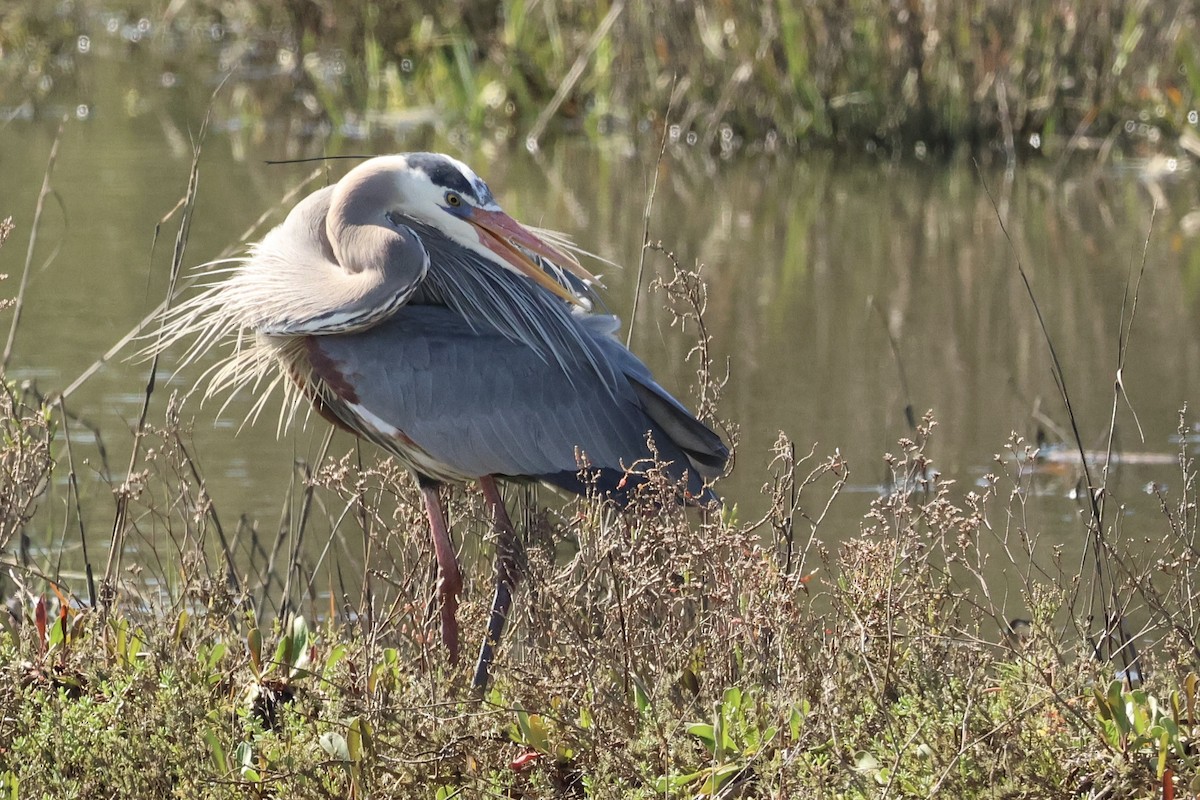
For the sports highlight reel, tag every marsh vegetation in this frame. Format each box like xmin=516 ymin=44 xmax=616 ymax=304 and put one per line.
xmin=2 ymin=1 xmax=1200 ymax=798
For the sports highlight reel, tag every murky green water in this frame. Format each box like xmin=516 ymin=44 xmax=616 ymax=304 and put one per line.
xmin=3 ymin=10 xmax=1200 ymax=612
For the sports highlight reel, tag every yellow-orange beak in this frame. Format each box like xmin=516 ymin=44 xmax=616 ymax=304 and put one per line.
xmin=468 ymin=208 xmax=597 ymax=307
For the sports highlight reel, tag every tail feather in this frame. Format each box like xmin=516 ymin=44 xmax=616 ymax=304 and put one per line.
xmin=628 ymin=378 xmax=728 ymax=478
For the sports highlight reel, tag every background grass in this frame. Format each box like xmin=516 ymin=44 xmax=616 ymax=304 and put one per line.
xmin=2 ymin=0 xmax=1198 ymax=157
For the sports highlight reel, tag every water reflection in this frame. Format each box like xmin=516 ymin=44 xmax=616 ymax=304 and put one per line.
xmin=0 ymin=27 xmax=1199 ymax=610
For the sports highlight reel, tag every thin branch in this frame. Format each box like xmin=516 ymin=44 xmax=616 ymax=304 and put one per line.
xmin=627 ymin=80 xmax=675 ymax=348
xmin=4 ymin=115 xmax=67 ymax=370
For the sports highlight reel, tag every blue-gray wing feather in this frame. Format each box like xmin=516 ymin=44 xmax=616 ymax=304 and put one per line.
xmin=310 ymin=305 xmax=726 ymax=497
xmin=403 ymin=220 xmax=620 ymax=394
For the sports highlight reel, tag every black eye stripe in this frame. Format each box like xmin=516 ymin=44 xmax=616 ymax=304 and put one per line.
xmin=472 ymin=178 xmax=495 ymax=205
xmin=406 ymin=153 xmax=477 ymax=201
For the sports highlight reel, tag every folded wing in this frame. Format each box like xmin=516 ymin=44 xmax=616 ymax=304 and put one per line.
xmin=309 ymin=305 xmax=727 ymax=501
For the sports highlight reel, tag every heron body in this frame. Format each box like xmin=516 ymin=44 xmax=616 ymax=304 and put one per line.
xmin=159 ymin=153 xmax=728 ymax=687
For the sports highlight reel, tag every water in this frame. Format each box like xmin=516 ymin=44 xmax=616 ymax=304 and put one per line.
xmin=2 ymin=10 xmax=1200 ymax=612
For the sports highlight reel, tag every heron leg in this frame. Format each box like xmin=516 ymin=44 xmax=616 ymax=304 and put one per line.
xmin=419 ymin=477 xmax=462 ymax=664
xmin=472 ymin=475 xmax=522 ymax=690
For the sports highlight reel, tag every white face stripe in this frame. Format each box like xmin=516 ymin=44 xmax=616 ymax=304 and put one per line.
xmin=435 ymin=154 xmax=492 ymax=201
xmin=381 ymin=154 xmax=522 ymax=275
xmin=400 ymin=153 xmax=497 ymax=209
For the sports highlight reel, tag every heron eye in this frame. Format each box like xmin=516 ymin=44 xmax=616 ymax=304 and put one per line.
xmin=445 ymin=192 xmax=463 ymax=207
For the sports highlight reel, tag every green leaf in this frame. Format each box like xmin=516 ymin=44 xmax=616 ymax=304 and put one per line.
xmin=368 ymin=662 xmax=384 ymax=694
xmin=679 ymin=667 xmax=700 ymax=696
xmin=529 ymin=715 xmax=551 ymax=754
xmin=200 ymin=643 xmax=228 ymax=686
xmin=652 ymin=771 xmax=705 ymax=792
xmin=203 ymin=730 xmax=228 ymax=775
xmin=515 ymin=708 xmax=531 ymax=740
xmin=1107 ymin=681 xmax=1133 ymax=734
xmin=324 ymin=643 xmax=347 ymax=677
xmin=687 ymin=723 xmax=718 ymax=755
xmin=234 ymin=741 xmax=258 ymax=781
xmin=632 ymin=676 xmax=651 ymax=716
xmin=49 ymin=613 xmax=65 ymax=648
xmin=1099 ymin=718 xmax=1120 ymax=749
xmin=289 ymin=616 xmax=310 ymax=674
xmin=247 ymin=627 xmax=263 ymax=678
xmin=745 ymin=722 xmax=761 ymax=751
xmin=111 ymin=617 xmax=127 ymax=659
xmin=1093 ymin=685 xmax=1113 ymax=722
xmin=348 ymin=716 xmax=371 ymax=763
xmin=273 ymin=635 xmax=291 ymax=675
xmin=0 ymin=770 xmax=18 ymax=800
xmin=516 ymin=709 xmax=551 ymax=753
xmin=758 ymin=726 xmax=779 ymax=753
xmin=712 ymin=696 xmax=735 ymax=758
xmin=707 ymin=762 xmax=744 ymax=791
xmin=0 ymin=607 xmax=20 ymax=646
xmin=789 ymin=706 xmax=803 ymax=741
xmin=1186 ymin=673 xmax=1198 ymax=728
xmin=55 ymin=673 xmax=83 ymax=693
xmin=1159 ymin=716 xmax=1188 ymax=758
xmin=1127 ymin=690 xmax=1154 ymax=736
xmin=174 ymin=610 xmax=189 ymax=645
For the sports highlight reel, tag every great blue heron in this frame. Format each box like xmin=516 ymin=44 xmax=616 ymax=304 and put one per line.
xmin=156 ymin=153 xmax=728 ymax=688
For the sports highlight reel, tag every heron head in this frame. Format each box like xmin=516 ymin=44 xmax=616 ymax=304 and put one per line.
xmin=339 ymin=153 xmax=595 ymax=305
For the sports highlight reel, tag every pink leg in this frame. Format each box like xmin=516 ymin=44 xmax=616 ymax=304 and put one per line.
xmin=473 ymin=475 xmax=522 ymax=690
xmin=420 ymin=478 xmax=462 ymax=664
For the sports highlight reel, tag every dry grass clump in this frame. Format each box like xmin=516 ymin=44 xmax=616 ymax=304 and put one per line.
xmin=4 ymin=405 xmax=1198 ymax=798
xmin=0 ymin=383 xmax=51 ymax=557
xmin=0 ymin=219 xmax=53 ymax=557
